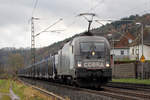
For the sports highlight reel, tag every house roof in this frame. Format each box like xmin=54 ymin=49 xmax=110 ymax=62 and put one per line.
xmin=114 ymin=32 xmax=135 ymax=48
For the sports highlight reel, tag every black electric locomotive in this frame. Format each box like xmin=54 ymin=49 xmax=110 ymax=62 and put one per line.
xmin=18 ymin=36 xmax=112 ymax=87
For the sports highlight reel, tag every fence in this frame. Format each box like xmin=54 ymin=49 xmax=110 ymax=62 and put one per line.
xmin=112 ymin=61 xmax=150 ymax=79
xmin=137 ymin=62 xmax=150 ymax=79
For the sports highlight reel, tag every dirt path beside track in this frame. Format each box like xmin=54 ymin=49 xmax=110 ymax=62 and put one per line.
xmin=0 ymin=83 xmax=20 ymax=100
xmin=9 ymin=87 xmax=20 ymax=100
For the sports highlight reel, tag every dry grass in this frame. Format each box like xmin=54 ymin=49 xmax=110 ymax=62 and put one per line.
xmin=0 ymin=79 xmax=70 ymax=100
xmin=0 ymin=80 xmax=10 ymax=93
xmin=13 ymin=80 xmax=70 ymax=100
xmin=23 ymin=87 xmax=53 ymax=100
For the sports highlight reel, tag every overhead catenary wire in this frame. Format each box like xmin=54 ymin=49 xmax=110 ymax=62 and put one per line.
xmin=125 ymin=0 xmax=150 ymax=14
xmin=35 ymin=16 xmax=80 ymax=36
xmin=95 ymin=15 xmax=135 ymax=25
xmin=31 ymin=0 xmax=39 ymax=17
xmin=89 ymin=0 xmax=150 ymax=23
xmin=35 ymin=18 xmax=63 ymax=37
xmin=88 ymin=0 xmax=105 ymax=13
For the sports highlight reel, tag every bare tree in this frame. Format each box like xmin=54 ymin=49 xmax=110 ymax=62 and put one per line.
xmin=8 ymin=53 xmax=24 ymax=76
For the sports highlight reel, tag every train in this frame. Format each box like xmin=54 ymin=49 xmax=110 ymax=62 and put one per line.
xmin=18 ymin=35 xmax=112 ymax=88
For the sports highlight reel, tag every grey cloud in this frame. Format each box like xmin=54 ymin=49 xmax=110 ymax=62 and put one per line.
xmin=0 ymin=0 xmax=150 ymax=48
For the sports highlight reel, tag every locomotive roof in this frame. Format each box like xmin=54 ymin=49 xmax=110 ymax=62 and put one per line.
xmin=72 ymin=36 xmax=110 ymax=45
xmin=74 ymin=36 xmax=107 ymax=41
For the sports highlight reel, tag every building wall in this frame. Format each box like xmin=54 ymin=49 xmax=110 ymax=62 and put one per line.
xmin=111 ymin=48 xmax=129 ymax=61
xmin=129 ymin=45 xmax=150 ymax=60
xmin=111 ymin=48 xmax=129 ymax=56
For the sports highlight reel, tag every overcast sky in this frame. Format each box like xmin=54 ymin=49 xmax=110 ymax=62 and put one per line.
xmin=0 ymin=0 xmax=150 ymax=48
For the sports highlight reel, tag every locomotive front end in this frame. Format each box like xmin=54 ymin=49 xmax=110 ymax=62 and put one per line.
xmin=75 ymin=36 xmax=112 ymax=85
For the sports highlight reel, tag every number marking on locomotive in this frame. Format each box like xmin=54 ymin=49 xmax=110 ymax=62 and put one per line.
xmin=84 ymin=61 xmax=104 ymax=67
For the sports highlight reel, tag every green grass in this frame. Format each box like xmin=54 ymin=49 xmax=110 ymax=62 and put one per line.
xmin=0 ymin=80 xmax=10 ymax=93
xmin=112 ymin=78 xmax=150 ymax=85
xmin=0 ymin=95 xmax=11 ymax=100
xmin=12 ymin=80 xmax=26 ymax=100
xmin=31 ymin=96 xmax=44 ymax=100
xmin=146 ymin=60 xmax=150 ymax=62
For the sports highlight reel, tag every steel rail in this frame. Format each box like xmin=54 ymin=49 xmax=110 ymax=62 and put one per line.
xmin=106 ymin=82 xmax=150 ymax=92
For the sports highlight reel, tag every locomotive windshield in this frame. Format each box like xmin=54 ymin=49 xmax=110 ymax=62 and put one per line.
xmin=80 ymin=42 xmax=105 ymax=59
xmin=80 ymin=42 xmax=104 ymax=52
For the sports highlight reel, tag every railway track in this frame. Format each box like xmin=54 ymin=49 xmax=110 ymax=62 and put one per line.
xmin=102 ymin=86 xmax=150 ymax=100
xmin=105 ymin=82 xmax=150 ymax=92
xmin=19 ymin=78 xmax=150 ymax=100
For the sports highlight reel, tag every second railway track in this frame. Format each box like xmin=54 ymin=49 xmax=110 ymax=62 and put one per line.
xmin=105 ymin=82 xmax=150 ymax=92
xmin=102 ymin=86 xmax=150 ymax=100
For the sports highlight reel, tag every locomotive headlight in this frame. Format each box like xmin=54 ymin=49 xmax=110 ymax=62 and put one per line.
xmin=106 ymin=62 xmax=110 ymax=67
xmin=77 ymin=61 xmax=82 ymax=67
xmin=92 ymin=51 xmax=95 ymax=56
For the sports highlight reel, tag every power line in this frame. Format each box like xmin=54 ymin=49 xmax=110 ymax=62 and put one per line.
xmin=35 ymin=18 xmax=63 ymax=37
xmin=126 ymin=1 xmax=150 ymax=13
xmin=64 ymin=19 xmax=78 ymax=32
xmin=31 ymin=0 xmax=39 ymax=17
xmin=88 ymin=0 xmax=104 ymax=13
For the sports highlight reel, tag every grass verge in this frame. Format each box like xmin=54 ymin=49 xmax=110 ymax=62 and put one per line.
xmin=0 ymin=79 xmax=10 ymax=93
xmin=112 ymin=78 xmax=150 ymax=85
xmin=12 ymin=80 xmax=57 ymax=100
xmin=1 ymin=95 xmax=11 ymax=100
xmin=0 ymin=79 xmax=69 ymax=100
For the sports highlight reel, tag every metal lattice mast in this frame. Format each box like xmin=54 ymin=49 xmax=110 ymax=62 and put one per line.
xmin=31 ymin=17 xmax=35 ymax=65
xmin=31 ymin=17 xmax=61 ymax=65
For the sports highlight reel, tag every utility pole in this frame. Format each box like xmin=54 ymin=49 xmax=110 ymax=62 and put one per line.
xmin=30 ymin=17 xmax=62 ymax=79
xmin=31 ymin=17 xmax=39 ymax=65
xmin=141 ymin=24 xmax=144 ymax=59
xmin=31 ymin=18 xmax=62 ymax=65
xmin=141 ymin=23 xmax=144 ymax=79
xmin=136 ymin=23 xmax=145 ymax=79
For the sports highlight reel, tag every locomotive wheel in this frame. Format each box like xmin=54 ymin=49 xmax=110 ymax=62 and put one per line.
xmin=93 ymin=84 xmax=101 ymax=89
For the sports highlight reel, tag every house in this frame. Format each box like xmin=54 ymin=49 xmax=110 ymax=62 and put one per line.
xmin=129 ymin=32 xmax=150 ymax=60
xmin=110 ymin=32 xmax=135 ymax=61
xmin=109 ymin=29 xmax=150 ymax=61
xmin=129 ymin=43 xmax=150 ymax=60
xmin=111 ymin=47 xmax=130 ymax=61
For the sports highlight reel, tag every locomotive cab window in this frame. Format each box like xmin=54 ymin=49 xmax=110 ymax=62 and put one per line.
xmin=80 ymin=42 xmax=105 ymax=58
xmin=80 ymin=42 xmax=104 ymax=52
